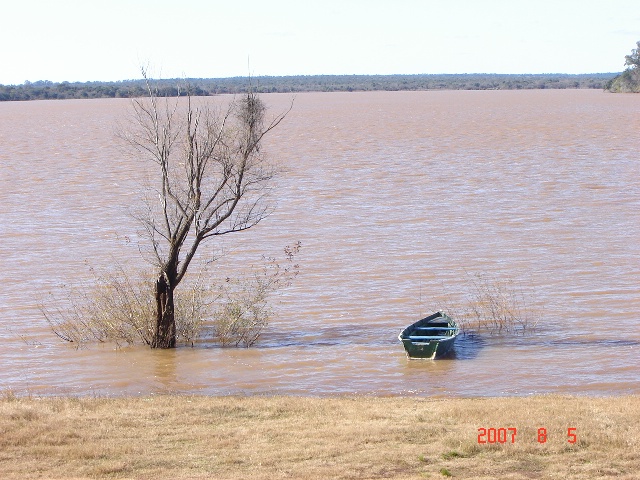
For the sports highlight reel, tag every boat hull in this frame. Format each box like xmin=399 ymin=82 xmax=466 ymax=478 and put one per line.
xmin=400 ymin=336 xmax=456 ymax=359
xmin=398 ymin=312 xmax=459 ymax=359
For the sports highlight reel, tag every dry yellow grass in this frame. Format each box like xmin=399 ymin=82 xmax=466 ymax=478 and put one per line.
xmin=1 ymin=393 xmax=638 ymax=479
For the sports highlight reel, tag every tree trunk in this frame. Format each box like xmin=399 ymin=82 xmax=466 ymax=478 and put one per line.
xmin=151 ymin=272 xmax=176 ymax=348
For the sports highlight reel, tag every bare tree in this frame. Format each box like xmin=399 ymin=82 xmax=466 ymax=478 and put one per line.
xmin=121 ymin=72 xmax=290 ymax=348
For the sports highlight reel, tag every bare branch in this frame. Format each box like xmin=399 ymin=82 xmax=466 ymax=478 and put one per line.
xmin=121 ymin=72 xmax=291 ymax=348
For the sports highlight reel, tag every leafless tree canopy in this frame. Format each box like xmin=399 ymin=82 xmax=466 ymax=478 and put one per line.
xmin=119 ymin=71 xmax=290 ymax=348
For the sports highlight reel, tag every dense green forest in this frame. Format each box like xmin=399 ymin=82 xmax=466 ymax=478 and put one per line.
xmin=0 ymin=73 xmax=617 ymax=101
xmin=605 ymin=68 xmax=640 ymax=92
xmin=605 ymin=40 xmax=640 ymax=92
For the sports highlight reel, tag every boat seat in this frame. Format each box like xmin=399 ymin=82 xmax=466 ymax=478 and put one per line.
xmin=408 ymin=335 xmax=450 ymax=341
xmin=414 ymin=327 xmax=457 ymax=331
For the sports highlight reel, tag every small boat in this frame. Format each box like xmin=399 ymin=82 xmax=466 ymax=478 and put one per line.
xmin=398 ymin=311 xmax=459 ymax=359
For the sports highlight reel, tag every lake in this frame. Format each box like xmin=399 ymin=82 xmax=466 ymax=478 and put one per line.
xmin=1 ymin=89 xmax=638 ymax=396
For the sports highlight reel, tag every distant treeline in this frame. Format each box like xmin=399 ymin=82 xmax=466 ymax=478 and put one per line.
xmin=0 ymin=73 xmax=618 ymax=101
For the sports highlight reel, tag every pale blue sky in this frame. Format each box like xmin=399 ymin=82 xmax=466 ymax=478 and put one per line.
xmin=1 ymin=0 xmax=639 ymax=84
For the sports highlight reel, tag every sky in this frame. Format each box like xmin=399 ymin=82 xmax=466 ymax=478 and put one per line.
xmin=1 ymin=0 xmax=639 ymax=85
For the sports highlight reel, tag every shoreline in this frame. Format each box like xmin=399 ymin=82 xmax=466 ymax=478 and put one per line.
xmin=2 ymin=394 xmax=637 ymax=479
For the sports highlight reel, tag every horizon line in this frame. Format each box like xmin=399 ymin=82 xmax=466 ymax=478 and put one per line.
xmin=1 ymin=71 xmax=621 ymax=87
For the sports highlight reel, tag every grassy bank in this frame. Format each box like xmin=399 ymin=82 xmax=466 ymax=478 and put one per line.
xmin=1 ymin=394 xmax=637 ymax=479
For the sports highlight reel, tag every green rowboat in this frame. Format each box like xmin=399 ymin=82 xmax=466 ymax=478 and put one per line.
xmin=398 ymin=311 xmax=459 ymax=359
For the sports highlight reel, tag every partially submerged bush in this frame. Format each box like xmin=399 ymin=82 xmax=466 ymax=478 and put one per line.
xmin=43 ymin=243 xmax=300 ymax=348
xmin=428 ymin=272 xmax=540 ymax=335
xmin=42 ymin=265 xmax=156 ymax=347
xmin=213 ymin=242 xmax=301 ymax=347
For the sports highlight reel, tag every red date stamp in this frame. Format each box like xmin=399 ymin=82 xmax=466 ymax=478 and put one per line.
xmin=477 ymin=427 xmax=577 ymax=444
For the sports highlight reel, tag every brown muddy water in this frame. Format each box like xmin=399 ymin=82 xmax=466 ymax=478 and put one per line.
xmin=0 ymin=90 xmax=638 ymax=397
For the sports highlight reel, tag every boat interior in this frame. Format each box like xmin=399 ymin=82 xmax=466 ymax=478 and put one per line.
xmin=406 ymin=324 xmax=457 ymax=341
